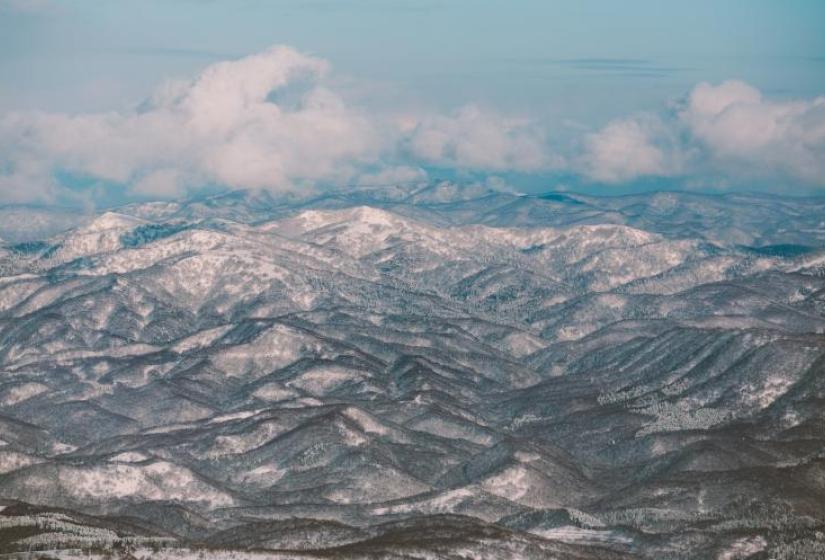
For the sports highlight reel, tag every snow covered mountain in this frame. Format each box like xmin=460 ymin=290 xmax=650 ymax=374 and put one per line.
xmin=0 ymin=185 xmax=824 ymax=559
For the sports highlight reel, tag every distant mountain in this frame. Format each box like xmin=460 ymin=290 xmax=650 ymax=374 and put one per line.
xmin=1 ymin=186 xmax=824 ymax=559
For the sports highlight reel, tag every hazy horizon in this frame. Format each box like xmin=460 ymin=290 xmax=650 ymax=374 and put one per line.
xmin=1 ymin=0 xmax=824 ymax=207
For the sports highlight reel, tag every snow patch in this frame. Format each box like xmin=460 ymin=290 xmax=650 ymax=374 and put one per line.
xmin=61 ymin=462 xmax=234 ymax=508
xmin=480 ymin=465 xmax=530 ymax=501
xmin=0 ymin=382 xmax=48 ymax=406
xmin=109 ymin=451 xmax=150 ymax=463
xmin=287 ymin=366 xmax=363 ymax=395
xmin=172 ymin=325 xmax=233 ymax=353
xmin=718 ymin=535 xmax=767 ymax=560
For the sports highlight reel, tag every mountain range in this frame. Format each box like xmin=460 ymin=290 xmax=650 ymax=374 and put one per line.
xmin=0 ymin=183 xmax=824 ymax=559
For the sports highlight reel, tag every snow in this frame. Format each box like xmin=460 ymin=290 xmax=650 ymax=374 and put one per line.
xmin=0 ymin=278 xmax=46 ymax=313
xmin=0 ymin=450 xmax=40 ymax=474
xmin=172 ymin=325 xmax=233 ymax=353
xmin=597 ymin=294 xmax=627 ymax=310
xmin=0 ymin=382 xmax=48 ymax=406
xmin=280 ymin=397 xmax=324 ymax=408
xmin=50 ymin=442 xmax=78 ymax=455
xmin=287 ymin=366 xmax=363 ymax=395
xmin=238 ymin=463 xmax=286 ymax=485
xmin=200 ymin=419 xmax=288 ymax=458
xmin=210 ymin=324 xmax=313 ymax=377
xmin=7 ymin=343 xmax=158 ymax=370
xmin=335 ymin=419 xmax=368 ymax=447
xmin=53 ymin=212 xmax=150 ymax=262
xmin=79 ymin=212 xmax=148 ymax=234
xmin=90 ymin=549 xmax=308 ymax=560
xmin=109 ymin=451 xmax=150 ymax=463
xmin=636 ymin=401 xmax=733 ymax=437
xmin=556 ymin=325 xmax=590 ymax=341
xmin=480 ymin=465 xmax=530 ymax=501
xmin=371 ymin=488 xmax=476 ymax=515
xmin=781 ymin=408 xmax=802 ymax=429
xmin=9 ymin=281 xmax=74 ymax=318
xmin=61 ymin=461 xmax=234 ymax=508
xmin=206 ymin=409 xmax=262 ymax=424
xmin=747 ymin=375 xmax=795 ymax=408
xmin=409 ymin=415 xmax=491 ymax=445
xmin=252 ymin=383 xmax=299 ymax=402
xmin=533 ymin=526 xmax=632 ymax=546
xmin=0 ymin=198 xmax=820 ymax=556
xmin=292 ymin=206 xmax=399 ymax=233
xmin=502 ymin=332 xmax=546 ymax=357
xmin=143 ymin=423 xmax=194 ymax=435
xmin=342 ymin=407 xmax=389 ymax=436
xmin=514 ymin=451 xmax=541 ymax=463
xmin=322 ymin=465 xmax=429 ymax=504
xmin=718 ymin=535 xmax=767 ymax=560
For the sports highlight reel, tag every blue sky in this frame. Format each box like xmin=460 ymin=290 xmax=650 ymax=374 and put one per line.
xmin=1 ymin=0 xmax=824 ymax=204
xmin=4 ymin=0 xmax=824 ymax=114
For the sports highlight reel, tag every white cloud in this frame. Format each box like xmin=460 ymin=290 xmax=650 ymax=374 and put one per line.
xmin=0 ymin=46 xmax=561 ymax=203
xmin=0 ymin=46 xmax=382 ymax=201
xmin=406 ymin=104 xmax=558 ymax=172
xmin=680 ymin=80 xmax=825 ymax=184
xmin=131 ymin=168 xmax=188 ymax=198
xmin=6 ymin=48 xmax=819 ymax=203
xmin=579 ymin=114 xmax=682 ymax=183
xmin=581 ymin=80 xmax=825 ymax=187
xmin=0 ymin=158 xmax=59 ymax=203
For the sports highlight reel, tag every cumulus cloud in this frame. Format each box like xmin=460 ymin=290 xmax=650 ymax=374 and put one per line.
xmin=406 ymin=104 xmax=559 ymax=172
xmin=681 ymin=80 xmax=825 ymax=183
xmin=579 ymin=113 xmax=684 ymax=183
xmin=6 ymin=46 xmax=820 ymax=203
xmin=0 ymin=46 xmax=383 ymax=201
xmin=0 ymin=157 xmax=60 ymax=203
xmin=581 ymin=80 xmax=825 ymax=187
xmin=0 ymin=46 xmax=561 ymax=203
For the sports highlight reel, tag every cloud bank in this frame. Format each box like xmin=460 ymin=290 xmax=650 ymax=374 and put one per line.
xmin=0 ymin=45 xmax=823 ymax=204
xmin=0 ymin=47 xmax=382 ymax=201
xmin=581 ymin=80 xmax=825 ymax=187
xmin=406 ymin=105 xmax=558 ymax=172
xmin=0 ymin=45 xmax=554 ymax=203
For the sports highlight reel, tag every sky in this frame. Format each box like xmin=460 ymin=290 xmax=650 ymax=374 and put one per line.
xmin=1 ymin=0 xmax=824 ymax=206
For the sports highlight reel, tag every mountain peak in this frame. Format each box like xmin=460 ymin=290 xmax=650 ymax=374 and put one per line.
xmin=294 ymin=206 xmax=408 ymax=231
xmin=80 ymin=211 xmax=149 ymax=234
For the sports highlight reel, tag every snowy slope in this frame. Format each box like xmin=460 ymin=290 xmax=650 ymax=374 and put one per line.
xmin=0 ymin=188 xmax=823 ymax=559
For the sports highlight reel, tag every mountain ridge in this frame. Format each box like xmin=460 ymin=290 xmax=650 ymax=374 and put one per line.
xmin=0 ymin=185 xmax=824 ymax=558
